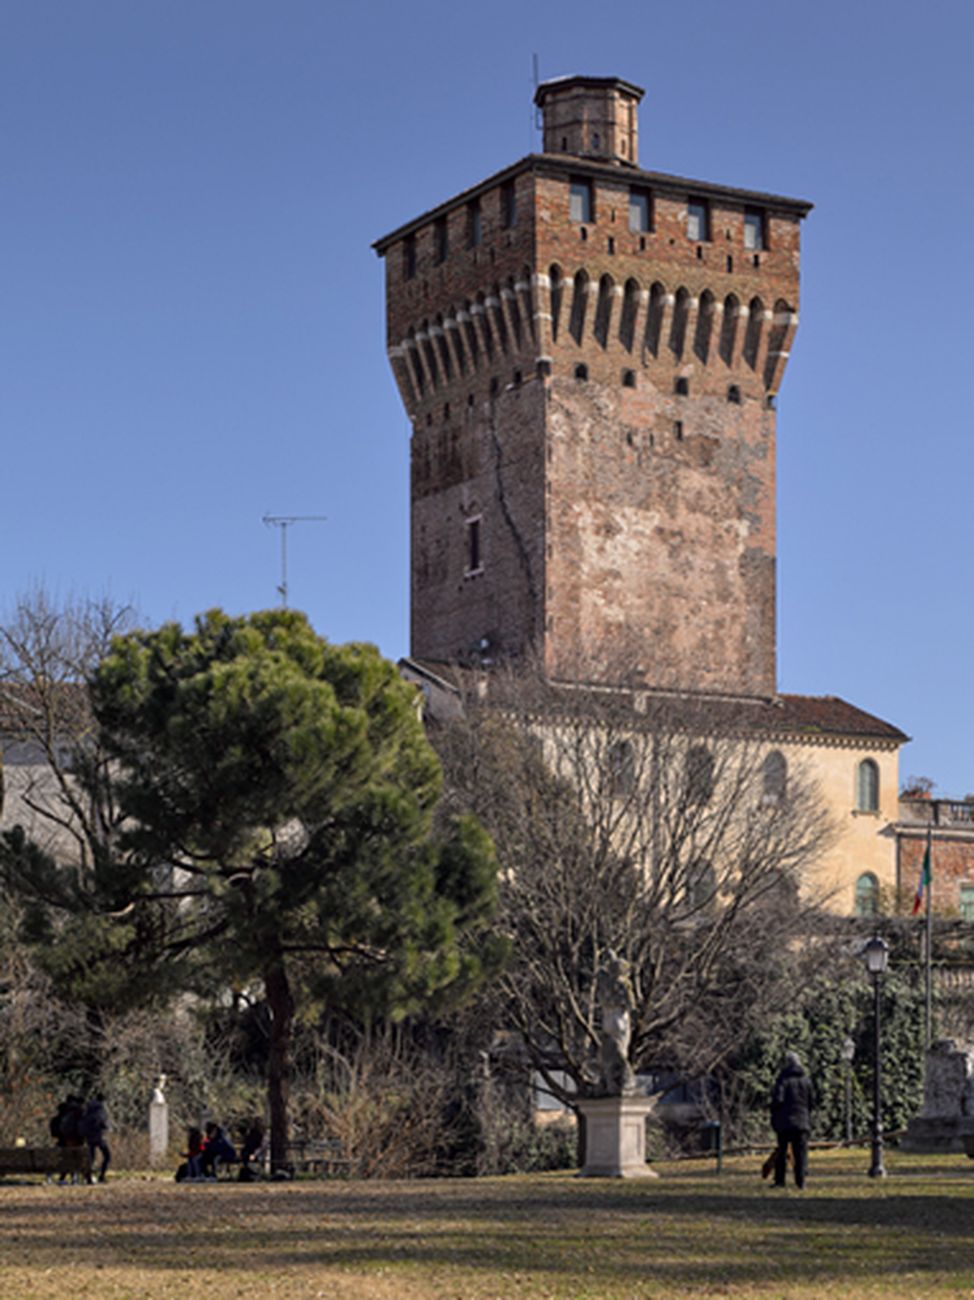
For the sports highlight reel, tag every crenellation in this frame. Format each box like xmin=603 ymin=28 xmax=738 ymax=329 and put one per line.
xmin=375 ymin=75 xmax=809 ymax=690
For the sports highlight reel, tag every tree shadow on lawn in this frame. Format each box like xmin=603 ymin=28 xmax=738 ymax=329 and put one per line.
xmin=2 ymin=1175 xmax=974 ymax=1291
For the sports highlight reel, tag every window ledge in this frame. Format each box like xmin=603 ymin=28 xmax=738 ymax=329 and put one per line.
xmin=851 ymin=809 xmax=880 ymax=818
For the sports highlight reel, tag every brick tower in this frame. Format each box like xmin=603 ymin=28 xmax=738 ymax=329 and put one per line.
xmin=373 ymin=76 xmax=811 ymax=695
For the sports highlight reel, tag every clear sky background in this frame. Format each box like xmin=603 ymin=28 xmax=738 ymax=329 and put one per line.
xmin=3 ymin=1 xmax=972 ymax=794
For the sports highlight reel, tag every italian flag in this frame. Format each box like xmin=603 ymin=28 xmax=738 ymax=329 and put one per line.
xmin=912 ymin=840 xmax=932 ymax=915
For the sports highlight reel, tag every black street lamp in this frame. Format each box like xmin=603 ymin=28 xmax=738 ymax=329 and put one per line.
xmin=861 ymin=935 xmax=889 ymax=1179
xmin=841 ymin=1035 xmax=856 ymax=1145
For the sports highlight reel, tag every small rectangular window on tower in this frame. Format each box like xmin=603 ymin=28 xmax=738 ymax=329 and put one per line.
xmin=467 ymin=198 xmax=482 ymax=249
xmin=500 ymin=180 xmax=517 ymax=229
xmin=465 ymin=516 xmax=483 ymax=575
xmin=686 ymin=199 xmax=709 ymax=242
xmin=403 ymin=233 xmax=416 ymax=280
xmin=744 ymin=208 xmax=765 ymax=251
xmin=569 ymin=178 xmax=594 ymax=224
xmin=434 ymin=216 xmax=449 ymax=265
xmin=629 ymin=188 xmax=651 ymax=233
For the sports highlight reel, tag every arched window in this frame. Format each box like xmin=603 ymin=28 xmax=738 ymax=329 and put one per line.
xmin=569 ymin=270 xmax=589 ymax=343
xmin=669 ymin=287 xmax=690 ymax=359
xmin=645 ymin=282 xmax=666 ymax=357
xmin=686 ymin=745 xmax=715 ymax=806
xmin=719 ymin=293 xmax=739 ymax=365
xmin=743 ymin=296 xmax=764 ymax=370
xmin=549 ymin=266 xmax=564 ymax=342
xmin=762 ymin=751 xmax=787 ymax=803
xmin=855 ymin=872 xmax=880 ymax=917
xmin=856 ymin=759 xmax=880 ymax=812
xmin=594 ymin=274 xmax=614 ymax=348
xmin=619 ymin=278 xmax=640 ymax=352
xmin=693 ymin=289 xmax=715 ymax=364
xmin=607 ymin=740 xmax=635 ymax=797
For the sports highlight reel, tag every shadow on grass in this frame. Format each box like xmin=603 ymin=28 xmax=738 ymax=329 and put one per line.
xmin=1 ymin=1163 xmax=973 ymax=1291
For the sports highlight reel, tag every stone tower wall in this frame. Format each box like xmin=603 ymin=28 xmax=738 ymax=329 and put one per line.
xmin=377 ymin=83 xmax=807 ymax=688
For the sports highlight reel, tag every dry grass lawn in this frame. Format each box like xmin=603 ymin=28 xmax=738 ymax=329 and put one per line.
xmin=1 ymin=1149 xmax=973 ymax=1297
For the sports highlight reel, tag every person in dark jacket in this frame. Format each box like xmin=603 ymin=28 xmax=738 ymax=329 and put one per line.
xmin=80 ymin=1094 xmax=111 ymax=1183
xmin=770 ymin=1051 xmax=814 ymax=1188
xmin=55 ymin=1094 xmax=85 ymax=1184
xmin=199 ymin=1122 xmax=237 ymax=1178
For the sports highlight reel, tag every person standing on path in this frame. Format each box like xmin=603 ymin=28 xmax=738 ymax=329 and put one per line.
xmin=770 ymin=1051 xmax=814 ymax=1189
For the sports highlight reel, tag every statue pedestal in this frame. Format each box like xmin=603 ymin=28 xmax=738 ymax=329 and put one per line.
xmin=576 ymin=1096 xmax=658 ymax=1178
xmin=901 ymin=1039 xmax=974 ymax=1153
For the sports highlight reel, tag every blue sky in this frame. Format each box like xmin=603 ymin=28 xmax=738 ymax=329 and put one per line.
xmin=3 ymin=0 xmax=972 ymax=794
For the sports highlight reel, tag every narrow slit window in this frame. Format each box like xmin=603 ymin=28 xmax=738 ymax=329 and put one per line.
xmin=465 ymin=517 xmax=483 ymax=574
xmin=434 ymin=216 xmax=448 ymax=265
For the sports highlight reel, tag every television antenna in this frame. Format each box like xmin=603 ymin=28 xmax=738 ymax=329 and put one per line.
xmin=261 ymin=514 xmax=327 ymax=608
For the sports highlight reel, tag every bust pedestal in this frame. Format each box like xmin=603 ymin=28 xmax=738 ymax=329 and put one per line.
xmin=576 ymin=1095 xmax=658 ymax=1178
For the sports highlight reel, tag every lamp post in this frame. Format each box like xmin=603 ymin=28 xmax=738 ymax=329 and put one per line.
xmin=861 ymin=935 xmax=889 ymax=1179
xmin=841 ymin=1036 xmax=856 ymax=1145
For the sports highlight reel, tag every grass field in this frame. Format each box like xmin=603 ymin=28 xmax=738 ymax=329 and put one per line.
xmin=1 ymin=1149 xmax=973 ymax=1298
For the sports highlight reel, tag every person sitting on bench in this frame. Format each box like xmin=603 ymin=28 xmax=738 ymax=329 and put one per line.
xmin=199 ymin=1122 xmax=236 ymax=1178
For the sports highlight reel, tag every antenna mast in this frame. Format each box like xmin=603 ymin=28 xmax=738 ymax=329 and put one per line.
xmin=261 ymin=514 xmax=327 ymax=608
xmin=532 ymin=53 xmax=542 ymax=145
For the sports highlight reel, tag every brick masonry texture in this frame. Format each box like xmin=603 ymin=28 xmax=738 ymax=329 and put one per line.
xmin=899 ymin=835 xmax=974 ymax=914
xmin=376 ymin=80 xmax=809 ymax=693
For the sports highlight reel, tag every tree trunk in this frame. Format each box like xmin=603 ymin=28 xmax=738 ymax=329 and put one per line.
xmin=264 ymin=958 xmax=295 ymax=1173
xmin=575 ymin=1107 xmax=587 ymax=1169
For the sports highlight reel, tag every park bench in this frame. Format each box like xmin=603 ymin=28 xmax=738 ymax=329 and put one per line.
xmin=0 ymin=1146 xmax=91 ymax=1181
xmin=281 ymin=1138 xmax=350 ymax=1177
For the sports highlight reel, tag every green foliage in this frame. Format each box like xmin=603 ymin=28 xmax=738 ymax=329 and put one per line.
xmin=2 ymin=607 xmax=501 ymax=1159
xmin=721 ymin=965 xmax=925 ymax=1145
xmin=85 ymin=609 xmax=500 ymax=1007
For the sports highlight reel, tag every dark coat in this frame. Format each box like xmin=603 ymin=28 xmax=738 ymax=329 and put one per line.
xmin=771 ymin=1063 xmax=814 ymax=1133
xmin=80 ymin=1100 xmax=110 ymax=1142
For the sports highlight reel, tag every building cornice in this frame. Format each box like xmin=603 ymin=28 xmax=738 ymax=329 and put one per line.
xmin=373 ymin=154 xmax=813 ymax=255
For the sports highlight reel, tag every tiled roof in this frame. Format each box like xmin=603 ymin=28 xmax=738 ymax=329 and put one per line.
xmin=399 ymin=659 xmax=908 ymax=746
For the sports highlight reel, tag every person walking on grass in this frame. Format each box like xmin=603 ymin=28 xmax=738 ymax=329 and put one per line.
xmin=770 ymin=1051 xmax=814 ymax=1189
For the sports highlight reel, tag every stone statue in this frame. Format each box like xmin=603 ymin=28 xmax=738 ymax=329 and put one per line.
xmin=597 ymin=950 xmax=637 ymax=1096
xmin=149 ymin=1073 xmax=169 ymax=1167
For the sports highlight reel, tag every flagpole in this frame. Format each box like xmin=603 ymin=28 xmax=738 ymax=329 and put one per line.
xmin=924 ymin=824 xmax=933 ymax=1051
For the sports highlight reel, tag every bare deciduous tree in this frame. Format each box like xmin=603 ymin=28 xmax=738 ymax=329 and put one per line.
xmin=0 ymin=588 xmax=132 ymax=867
xmin=436 ymin=657 xmax=837 ymax=1107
